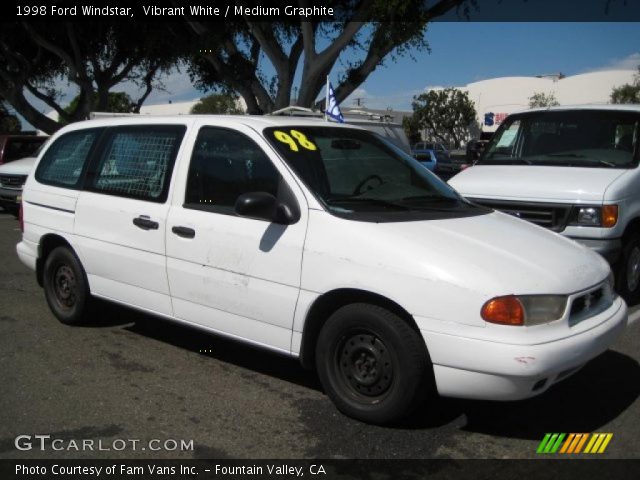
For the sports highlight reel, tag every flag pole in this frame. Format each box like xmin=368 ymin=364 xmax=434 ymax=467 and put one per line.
xmin=324 ymin=76 xmax=329 ymax=122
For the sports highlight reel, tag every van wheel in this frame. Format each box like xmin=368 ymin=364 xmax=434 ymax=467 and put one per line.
xmin=315 ymin=303 xmax=430 ymax=424
xmin=617 ymin=234 xmax=640 ymax=305
xmin=43 ymin=246 xmax=92 ymax=325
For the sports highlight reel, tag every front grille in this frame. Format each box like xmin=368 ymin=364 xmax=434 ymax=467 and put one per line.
xmin=569 ymin=284 xmax=613 ymax=327
xmin=469 ymin=198 xmax=571 ymax=231
xmin=0 ymin=174 xmax=27 ymax=189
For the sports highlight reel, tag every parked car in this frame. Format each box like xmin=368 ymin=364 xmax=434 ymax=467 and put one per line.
xmin=0 ymin=134 xmax=48 ymax=166
xmin=449 ymin=105 xmax=640 ymax=303
xmin=412 ymin=141 xmax=467 ymax=176
xmin=0 ymin=156 xmax=37 ymax=215
xmin=17 ymin=116 xmax=626 ymax=424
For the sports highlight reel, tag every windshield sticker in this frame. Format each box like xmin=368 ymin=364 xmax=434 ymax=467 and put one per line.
xmin=273 ymin=130 xmax=317 ymax=152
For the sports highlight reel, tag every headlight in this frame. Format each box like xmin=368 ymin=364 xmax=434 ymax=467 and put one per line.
xmin=576 ymin=207 xmax=600 ymax=226
xmin=481 ymin=295 xmax=567 ymax=326
xmin=571 ymin=205 xmax=618 ymax=228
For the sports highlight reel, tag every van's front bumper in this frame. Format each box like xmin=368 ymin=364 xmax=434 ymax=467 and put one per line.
xmin=420 ymin=297 xmax=627 ymax=401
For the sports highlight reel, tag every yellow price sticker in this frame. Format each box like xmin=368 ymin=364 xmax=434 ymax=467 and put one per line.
xmin=273 ymin=129 xmax=317 ymax=152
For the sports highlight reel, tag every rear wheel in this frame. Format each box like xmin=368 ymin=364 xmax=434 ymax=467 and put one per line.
xmin=43 ymin=246 xmax=92 ymax=325
xmin=315 ymin=303 xmax=431 ymax=424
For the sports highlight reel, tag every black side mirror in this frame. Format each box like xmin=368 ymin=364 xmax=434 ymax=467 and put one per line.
xmin=235 ymin=192 xmax=298 ymax=225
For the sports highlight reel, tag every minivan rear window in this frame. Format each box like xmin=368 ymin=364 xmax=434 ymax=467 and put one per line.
xmin=35 ymin=130 xmax=100 ymax=188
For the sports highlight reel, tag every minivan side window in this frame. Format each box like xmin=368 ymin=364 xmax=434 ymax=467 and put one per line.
xmin=184 ymin=127 xmax=281 ymax=214
xmin=35 ymin=130 xmax=99 ymax=188
xmin=90 ymin=126 xmax=185 ymax=202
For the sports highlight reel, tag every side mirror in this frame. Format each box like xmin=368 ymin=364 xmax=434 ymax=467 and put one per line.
xmin=235 ymin=192 xmax=298 ymax=225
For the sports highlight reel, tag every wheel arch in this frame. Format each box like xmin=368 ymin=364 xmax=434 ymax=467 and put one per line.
xmin=622 ymin=216 xmax=640 ymax=242
xmin=36 ymin=234 xmax=75 ymax=287
xmin=298 ymin=288 xmax=424 ymax=370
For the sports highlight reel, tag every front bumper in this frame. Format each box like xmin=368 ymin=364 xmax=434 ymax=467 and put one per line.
xmin=421 ymin=297 xmax=627 ymax=400
xmin=570 ymin=237 xmax=622 ymax=264
xmin=0 ymin=186 xmax=22 ymax=211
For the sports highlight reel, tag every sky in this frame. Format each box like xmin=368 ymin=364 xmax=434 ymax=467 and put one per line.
xmin=21 ymin=22 xmax=640 ymax=125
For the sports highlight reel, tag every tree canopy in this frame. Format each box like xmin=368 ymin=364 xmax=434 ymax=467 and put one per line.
xmin=190 ymin=93 xmax=244 ymax=114
xmin=0 ymin=0 xmax=471 ymax=132
xmin=611 ymin=66 xmax=640 ymax=104
xmin=528 ymin=91 xmax=560 ymax=108
xmin=411 ymin=88 xmax=477 ymax=148
xmin=186 ymin=0 xmax=468 ymax=114
xmin=0 ymin=22 xmax=185 ymax=133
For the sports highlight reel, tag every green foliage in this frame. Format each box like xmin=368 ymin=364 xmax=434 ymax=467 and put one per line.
xmin=64 ymin=92 xmax=136 ymax=118
xmin=528 ymin=92 xmax=560 ymax=108
xmin=611 ymin=67 xmax=640 ymax=104
xmin=402 ymin=115 xmax=421 ymax=145
xmin=190 ymin=93 xmax=243 ymax=114
xmin=411 ymin=88 xmax=476 ymax=148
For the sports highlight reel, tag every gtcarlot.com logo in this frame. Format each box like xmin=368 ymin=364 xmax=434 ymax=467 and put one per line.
xmin=536 ymin=433 xmax=613 ymax=454
xmin=14 ymin=435 xmax=194 ymax=452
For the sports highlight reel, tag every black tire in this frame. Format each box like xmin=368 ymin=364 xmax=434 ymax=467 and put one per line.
xmin=43 ymin=246 xmax=92 ymax=325
xmin=616 ymin=233 xmax=640 ymax=306
xmin=315 ymin=303 xmax=431 ymax=424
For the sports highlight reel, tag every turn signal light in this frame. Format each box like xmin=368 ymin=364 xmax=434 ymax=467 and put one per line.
xmin=481 ymin=296 xmax=524 ymax=326
xmin=602 ymin=205 xmax=618 ymax=228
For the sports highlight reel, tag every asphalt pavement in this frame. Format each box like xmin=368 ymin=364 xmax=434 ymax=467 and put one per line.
xmin=1 ymin=210 xmax=639 ymax=459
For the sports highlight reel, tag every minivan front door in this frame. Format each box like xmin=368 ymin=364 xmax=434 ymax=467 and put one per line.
xmin=165 ymin=126 xmax=307 ymax=353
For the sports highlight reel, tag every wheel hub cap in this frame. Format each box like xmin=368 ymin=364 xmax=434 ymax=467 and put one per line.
xmin=54 ymin=265 xmax=76 ymax=308
xmin=339 ymin=334 xmax=393 ymax=396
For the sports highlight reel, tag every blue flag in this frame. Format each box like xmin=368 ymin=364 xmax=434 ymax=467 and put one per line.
xmin=326 ymin=82 xmax=344 ymax=123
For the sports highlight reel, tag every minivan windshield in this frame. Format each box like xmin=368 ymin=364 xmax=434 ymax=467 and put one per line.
xmin=480 ymin=110 xmax=639 ymax=168
xmin=264 ymin=126 xmax=486 ymax=221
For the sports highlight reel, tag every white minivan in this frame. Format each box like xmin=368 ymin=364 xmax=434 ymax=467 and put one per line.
xmin=17 ymin=116 xmax=627 ymax=424
xmin=450 ymin=105 xmax=640 ymax=303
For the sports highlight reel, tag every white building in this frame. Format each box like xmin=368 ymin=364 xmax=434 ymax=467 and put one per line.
xmin=460 ymin=69 xmax=637 ymax=133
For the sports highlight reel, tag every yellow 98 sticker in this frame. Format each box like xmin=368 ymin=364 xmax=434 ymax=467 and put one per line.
xmin=273 ymin=129 xmax=317 ymax=152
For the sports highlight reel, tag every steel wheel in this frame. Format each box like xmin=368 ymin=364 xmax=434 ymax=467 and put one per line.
xmin=43 ymin=246 xmax=92 ymax=325
xmin=315 ymin=303 xmax=431 ymax=424
xmin=52 ymin=264 xmax=77 ymax=310
xmin=626 ymin=245 xmax=640 ymax=293
xmin=336 ymin=331 xmax=393 ymax=400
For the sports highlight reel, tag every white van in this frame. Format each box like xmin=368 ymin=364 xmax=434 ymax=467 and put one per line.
xmin=449 ymin=105 xmax=640 ymax=303
xmin=17 ymin=116 xmax=626 ymax=424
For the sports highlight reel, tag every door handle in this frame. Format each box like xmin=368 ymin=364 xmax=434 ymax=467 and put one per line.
xmin=171 ymin=226 xmax=195 ymax=238
xmin=132 ymin=216 xmax=159 ymax=230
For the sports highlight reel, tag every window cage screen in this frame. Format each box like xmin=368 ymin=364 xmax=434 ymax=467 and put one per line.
xmin=94 ymin=131 xmax=179 ymax=200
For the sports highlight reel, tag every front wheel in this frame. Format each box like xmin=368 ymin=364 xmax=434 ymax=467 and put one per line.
xmin=43 ymin=246 xmax=92 ymax=325
xmin=315 ymin=303 xmax=431 ymax=424
xmin=615 ymin=233 xmax=640 ymax=306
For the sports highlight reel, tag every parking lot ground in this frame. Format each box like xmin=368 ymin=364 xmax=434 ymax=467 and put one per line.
xmin=0 ymin=210 xmax=639 ymax=459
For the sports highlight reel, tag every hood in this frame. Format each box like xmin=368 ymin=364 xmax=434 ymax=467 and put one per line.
xmin=449 ymin=165 xmax=628 ymax=202
xmin=0 ymin=157 xmax=37 ymax=175
xmin=304 ymin=210 xmax=610 ymax=326
xmin=382 ymin=211 xmax=609 ymax=294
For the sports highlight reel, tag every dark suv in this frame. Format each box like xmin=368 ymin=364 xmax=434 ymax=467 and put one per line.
xmin=0 ymin=135 xmax=48 ymax=165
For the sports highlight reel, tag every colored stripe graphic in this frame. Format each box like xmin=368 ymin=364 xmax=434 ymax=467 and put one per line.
xmin=538 ymin=433 xmax=613 ymax=454
xmin=536 ymin=433 xmax=566 ymax=453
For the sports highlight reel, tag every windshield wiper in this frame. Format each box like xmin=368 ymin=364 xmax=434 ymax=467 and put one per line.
xmin=482 ymin=157 xmax=533 ymax=165
xmin=401 ymin=194 xmax=459 ymax=203
xmin=326 ymin=197 xmax=411 ymax=210
xmin=545 ymin=153 xmax=586 ymax=158
xmin=545 ymin=154 xmax=618 ymax=168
